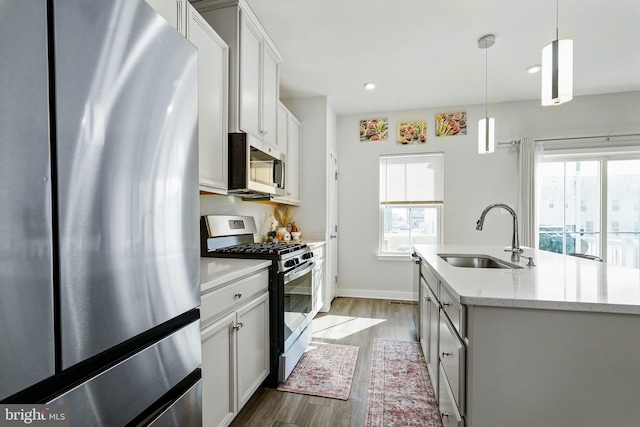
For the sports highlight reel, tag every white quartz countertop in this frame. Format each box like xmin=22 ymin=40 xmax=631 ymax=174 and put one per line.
xmin=200 ymin=257 xmax=271 ymax=293
xmin=304 ymin=240 xmax=325 ymax=249
xmin=413 ymin=244 xmax=640 ymax=315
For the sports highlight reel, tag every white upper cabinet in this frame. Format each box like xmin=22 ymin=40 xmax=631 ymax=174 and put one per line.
xmin=145 ymin=0 xmax=229 ymax=194
xmin=144 ymin=0 xmax=186 ymax=34
xmin=285 ymin=112 xmax=301 ymax=204
xmin=193 ymin=0 xmax=284 ymax=153
xmin=186 ymin=3 xmax=229 ymax=194
xmin=239 ymin=15 xmax=261 ymax=141
xmin=261 ymin=44 xmax=279 ymax=148
xmin=276 ymin=102 xmax=288 ymax=154
xmin=273 ymin=103 xmax=301 ymax=206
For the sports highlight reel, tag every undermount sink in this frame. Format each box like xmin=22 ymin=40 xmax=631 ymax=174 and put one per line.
xmin=438 ymin=254 xmax=523 ymax=269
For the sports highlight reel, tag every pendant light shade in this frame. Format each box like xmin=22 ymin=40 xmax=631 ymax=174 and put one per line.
xmin=478 ymin=34 xmax=495 ymax=154
xmin=541 ymin=0 xmax=573 ymax=106
xmin=478 ymin=117 xmax=495 ymax=154
xmin=541 ymin=39 xmax=573 ymax=105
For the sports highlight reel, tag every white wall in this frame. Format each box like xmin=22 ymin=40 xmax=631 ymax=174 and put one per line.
xmin=337 ymin=90 xmax=640 ymax=300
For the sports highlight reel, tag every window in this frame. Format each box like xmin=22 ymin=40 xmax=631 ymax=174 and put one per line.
xmin=612 ymin=200 xmax=620 ymax=212
xmin=379 ymin=153 xmax=444 ymax=254
xmin=580 ymin=199 xmax=587 ymax=212
xmin=539 ymin=155 xmax=640 ymax=268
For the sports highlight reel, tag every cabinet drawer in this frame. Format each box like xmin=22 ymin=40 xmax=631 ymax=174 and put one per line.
xmin=438 ymin=365 xmax=465 ymax=427
xmin=440 ymin=284 xmax=464 ymax=336
xmin=439 ymin=311 xmax=465 ymax=414
xmin=420 ymin=261 xmax=438 ymax=298
xmin=201 ymin=269 xmax=268 ymax=325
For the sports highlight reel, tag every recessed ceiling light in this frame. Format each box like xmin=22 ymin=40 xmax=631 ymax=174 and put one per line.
xmin=526 ymin=64 xmax=542 ymax=74
xmin=364 ymin=82 xmax=376 ymax=90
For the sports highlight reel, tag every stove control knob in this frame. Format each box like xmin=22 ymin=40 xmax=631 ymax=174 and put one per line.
xmin=303 ymin=252 xmax=314 ymax=260
xmin=285 ymin=259 xmax=296 ymax=268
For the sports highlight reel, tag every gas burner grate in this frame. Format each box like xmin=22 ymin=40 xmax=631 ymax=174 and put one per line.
xmin=215 ymin=242 xmax=307 ymax=256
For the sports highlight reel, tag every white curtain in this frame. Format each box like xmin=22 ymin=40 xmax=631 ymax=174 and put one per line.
xmin=517 ymin=137 xmax=543 ymax=248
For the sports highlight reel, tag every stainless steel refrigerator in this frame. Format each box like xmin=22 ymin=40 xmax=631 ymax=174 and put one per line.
xmin=0 ymin=0 xmax=201 ymax=425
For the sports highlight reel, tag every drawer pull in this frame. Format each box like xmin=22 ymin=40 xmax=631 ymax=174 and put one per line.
xmin=234 ymin=292 xmax=243 ymax=298
xmin=441 ymin=412 xmax=450 ymax=419
xmin=425 ymin=296 xmax=430 ymax=302
xmin=442 ymin=351 xmax=453 ymax=357
xmin=232 ymin=322 xmax=244 ymax=331
xmin=442 ymin=302 xmax=450 ymax=306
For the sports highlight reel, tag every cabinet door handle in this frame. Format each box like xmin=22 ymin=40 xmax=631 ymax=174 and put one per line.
xmin=442 ymin=351 xmax=453 ymax=357
xmin=232 ymin=322 xmax=244 ymax=331
xmin=442 ymin=302 xmax=450 ymax=307
xmin=234 ymin=292 xmax=242 ymax=298
xmin=424 ymin=296 xmax=430 ymax=302
xmin=441 ymin=412 xmax=450 ymax=420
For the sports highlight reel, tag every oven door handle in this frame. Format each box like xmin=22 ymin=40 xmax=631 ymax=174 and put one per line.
xmin=283 ymin=261 xmax=314 ymax=284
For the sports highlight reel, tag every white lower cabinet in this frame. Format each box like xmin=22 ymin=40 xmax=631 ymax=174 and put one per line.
xmin=439 ymin=311 xmax=465 ymax=416
xmin=201 ymin=269 xmax=269 ymax=427
xmin=310 ymin=244 xmax=325 ymax=316
xmin=419 ymin=268 xmax=440 ymax=400
xmin=201 ymin=312 xmax=235 ymax=427
xmin=438 ymin=365 xmax=465 ymax=427
xmin=419 ymin=261 xmax=465 ymax=425
xmin=419 ymin=282 xmax=428 ymax=357
xmin=236 ymin=292 xmax=270 ymax=408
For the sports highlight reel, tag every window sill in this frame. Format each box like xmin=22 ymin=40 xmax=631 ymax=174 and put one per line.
xmin=376 ymin=253 xmax=413 ymax=262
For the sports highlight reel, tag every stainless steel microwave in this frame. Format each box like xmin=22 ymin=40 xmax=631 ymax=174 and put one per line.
xmin=228 ymin=133 xmax=285 ymax=197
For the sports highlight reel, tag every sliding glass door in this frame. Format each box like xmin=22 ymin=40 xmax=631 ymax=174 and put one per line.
xmin=607 ymin=159 xmax=640 ymax=267
xmin=539 ymin=161 xmax=601 ymax=257
xmin=538 ymin=156 xmax=640 ymax=268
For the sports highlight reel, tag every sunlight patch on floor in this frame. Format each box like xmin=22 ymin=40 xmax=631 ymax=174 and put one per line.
xmin=311 ymin=315 xmax=386 ymax=340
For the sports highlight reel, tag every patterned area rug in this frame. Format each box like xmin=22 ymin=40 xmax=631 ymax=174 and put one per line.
xmin=364 ymin=339 xmax=443 ymax=427
xmin=277 ymin=342 xmax=359 ymax=400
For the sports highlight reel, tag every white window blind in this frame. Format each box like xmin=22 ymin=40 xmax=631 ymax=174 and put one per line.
xmin=380 ymin=153 xmax=444 ymax=204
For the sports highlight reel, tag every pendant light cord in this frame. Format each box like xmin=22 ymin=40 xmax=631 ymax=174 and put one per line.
xmin=556 ymin=0 xmax=559 ymax=39
xmin=485 ymin=43 xmax=488 ymax=119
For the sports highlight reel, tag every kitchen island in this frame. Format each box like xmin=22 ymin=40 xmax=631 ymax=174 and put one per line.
xmin=413 ymin=244 xmax=640 ymax=427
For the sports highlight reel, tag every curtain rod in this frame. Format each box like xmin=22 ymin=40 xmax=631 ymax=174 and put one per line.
xmin=497 ymin=133 xmax=640 ymax=146
xmin=497 ymin=140 xmax=520 ymax=146
xmin=536 ymin=133 xmax=640 ymax=142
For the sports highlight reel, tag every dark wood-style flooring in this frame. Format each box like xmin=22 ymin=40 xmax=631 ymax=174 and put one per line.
xmin=229 ymin=297 xmax=417 ymax=427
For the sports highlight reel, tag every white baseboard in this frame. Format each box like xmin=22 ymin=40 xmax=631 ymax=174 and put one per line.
xmin=336 ymin=288 xmax=416 ymax=302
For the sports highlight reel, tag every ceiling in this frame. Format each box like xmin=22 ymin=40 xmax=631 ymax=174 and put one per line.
xmin=245 ymin=0 xmax=640 ymax=116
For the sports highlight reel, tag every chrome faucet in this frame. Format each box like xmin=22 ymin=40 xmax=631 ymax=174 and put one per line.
xmin=476 ymin=203 xmax=523 ymax=258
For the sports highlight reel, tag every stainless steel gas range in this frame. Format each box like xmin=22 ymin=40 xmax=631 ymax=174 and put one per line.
xmin=200 ymin=215 xmax=315 ymax=385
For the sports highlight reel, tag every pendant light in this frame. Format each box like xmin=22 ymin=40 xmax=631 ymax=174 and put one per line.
xmin=478 ymin=34 xmax=495 ymax=154
xmin=541 ymin=0 xmax=573 ymax=106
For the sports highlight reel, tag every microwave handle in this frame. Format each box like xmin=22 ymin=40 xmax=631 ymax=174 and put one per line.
xmin=273 ymin=159 xmax=285 ymax=189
